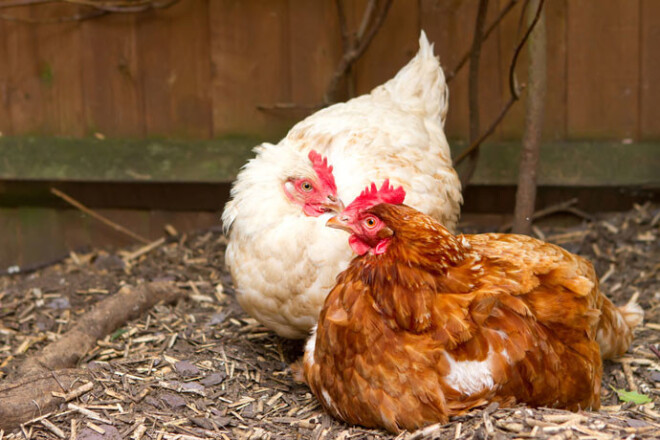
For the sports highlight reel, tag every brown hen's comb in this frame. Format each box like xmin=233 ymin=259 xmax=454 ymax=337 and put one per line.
xmin=343 ymin=180 xmax=406 ymax=216
xmin=308 ymin=150 xmax=337 ymax=193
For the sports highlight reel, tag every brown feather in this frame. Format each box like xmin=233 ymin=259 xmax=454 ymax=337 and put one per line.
xmin=304 ymin=204 xmax=641 ymax=433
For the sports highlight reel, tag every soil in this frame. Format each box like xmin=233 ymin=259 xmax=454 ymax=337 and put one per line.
xmin=0 ymin=203 xmax=659 ymax=439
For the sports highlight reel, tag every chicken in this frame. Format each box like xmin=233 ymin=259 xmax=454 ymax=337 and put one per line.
xmin=303 ymin=181 xmax=644 ymax=433
xmin=222 ymin=32 xmax=462 ymax=338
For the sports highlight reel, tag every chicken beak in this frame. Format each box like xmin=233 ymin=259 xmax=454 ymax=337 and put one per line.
xmin=321 ymin=195 xmax=345 ymax=214
xmin=326 ymin=215 xmax=352 ymax=233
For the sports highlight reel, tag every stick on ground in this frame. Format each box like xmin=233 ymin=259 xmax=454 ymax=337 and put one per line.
xmin=0 ymin=282 xmax=184 ymax=431
xmin=50 ymin=188 xmax=150 ymax=245
xmin=18 ymin=281 xmax=183 ymax=376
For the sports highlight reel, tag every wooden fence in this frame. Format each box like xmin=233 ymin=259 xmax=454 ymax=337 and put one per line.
xmin=0 ymin=0 xmax=658 ymax=142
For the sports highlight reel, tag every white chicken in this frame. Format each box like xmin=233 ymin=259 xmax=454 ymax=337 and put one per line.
xmin=222 ymin=31 xmax=462 ymax=338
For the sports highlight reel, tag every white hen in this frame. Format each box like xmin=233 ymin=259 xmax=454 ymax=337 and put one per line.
xmin=223 ymin=31 xmax=462 ymax=338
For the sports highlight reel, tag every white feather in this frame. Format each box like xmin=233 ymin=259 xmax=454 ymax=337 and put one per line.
xmin=223 ymin=32 xmax=462 ymax=338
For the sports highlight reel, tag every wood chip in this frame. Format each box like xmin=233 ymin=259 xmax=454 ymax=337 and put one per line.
xmin=52 ymin=381 xmax=94 ymax=402
xmin=86 ymin=422 xmax=105 ymax=434
xmin=67 ymin=403 xmax=113 ymax=425
xmin=40 ymin=419 xmax=65 ymax=439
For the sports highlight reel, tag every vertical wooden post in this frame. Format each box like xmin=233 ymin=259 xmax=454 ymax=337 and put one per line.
xmin=512 ymin=0 xmax=547 ymax=235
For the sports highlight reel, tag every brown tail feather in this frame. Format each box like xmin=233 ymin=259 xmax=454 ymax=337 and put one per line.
xmin=596 ymin=292 xmax=644 ymax=359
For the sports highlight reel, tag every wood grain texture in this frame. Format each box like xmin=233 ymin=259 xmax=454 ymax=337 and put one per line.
xmin=353 ymin=0 xmax=420 ymax=97
xmin=288 ymin=0 xmax=342 ymax=105
xmin=148 ymin=210 xmax=219 ymax=238
xmin=0 ymin=2 xmax=655 ymax=141
xmin=17 ymin=207 xmax=65 ymax=267
xmin=81 ymin=14 xmax=145 ymax=137
xmin=60 ymin=209 xmax=92 ymax=254
xmin=541 ymin=0 xmax=567 ymax=141
xmin=5 ymin=6 xmax=45 ymax=135
xmin=0 ymin=20 xmax=13 ymax=135
xmin=209 ymin=0 xmax=294 ymax=138
xmin=0 ymin=208 xmax=20 ymax=269
xmin=422 ymin=0 xmax=503 ymax=141
xmin=31 ymin=4 xmax=85 ymax=136
xmin=640 ymin=0 xmax=660 ymax=140
xmin=89 ymin=209 xmax=151 ymax=250
xmin=567 ymin=0 xmax=640 ymax=139
xmin=495 ymin=0 xmax=566 ymax=141
xmin=138 ymin=0 xmax=212 ymax=139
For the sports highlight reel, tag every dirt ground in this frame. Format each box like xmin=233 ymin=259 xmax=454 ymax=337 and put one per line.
xmin=1 ymin=203 xmax=659 ymax=439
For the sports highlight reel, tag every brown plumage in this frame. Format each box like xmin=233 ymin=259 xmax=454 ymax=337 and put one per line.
xmin=303 ymin=190 xmax=643 ymax=433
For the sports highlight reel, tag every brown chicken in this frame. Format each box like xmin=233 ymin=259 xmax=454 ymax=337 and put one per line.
xmin=302 ymin=181 xmax=643 ymax=433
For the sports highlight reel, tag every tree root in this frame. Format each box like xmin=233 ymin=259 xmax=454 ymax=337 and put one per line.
xmin=0 ymin=281 xmax=184 ymax=431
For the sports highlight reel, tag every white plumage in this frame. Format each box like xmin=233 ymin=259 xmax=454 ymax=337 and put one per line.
xmin=222 ymin=31 xmax=462 ymax=338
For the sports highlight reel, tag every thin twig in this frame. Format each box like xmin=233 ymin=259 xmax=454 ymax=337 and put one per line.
xmin=0 ymin=0 xmax=180 ymax=23
xmin=459 ymin=0 xmax=489 ymax=188
xmin=50 ymin=188 xmax=150 ymax=244
xmin=512 ymin=0 xmax=546 ymax=235
xmin=454 ymin=0 xmax=546 ymax=167
xmin=649 ymin=345 xmax=660 ymax=361
xmin=0 ymin=9 xmax=106 ymax=24
xmin=356 ymin=0 xmax=377 ymax=42
xmin=453 ymin=93 xmax=521 ymax=165
xmin=324 ymin=0 xmax=393 ymax=104
xmin=335 ymin=0 xmax=350 ymax=53
xmin=447 ymin=0 xmax=519 ymax=83
xmin=509 ymin=0 xmax=546 ymax=98
xmin=499 ymin=198 xmax=578 ymax=232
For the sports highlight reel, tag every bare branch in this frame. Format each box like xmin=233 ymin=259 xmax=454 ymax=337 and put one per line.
xmin=324 ymin=0 xmax=393 ymax=104
xmin=453 ymin=92 xmax=522 ymax=165
xmin=459 ymin=0 xmax=489 ymax=188
xmin=335 ymin=0 xmax=350 ymax=53
xmin=447 ymin=0 xmax=519 ymax=83
xmin=454 ymin=0 xmax=546 ymax=168
xmin=509 ymin=0 xmax=545 ymax=98
xmin=356 ymin=0 xmax=377 ymax=42
xmin=0 ymin=9 xmax=106 ymax=23
xmin=50 ymin=188 xmax=150 ymax=244
xmin=512 ymin=0 xmax=547 ymax=235
xmin=0 ymin=0 xmax=180 ymax=22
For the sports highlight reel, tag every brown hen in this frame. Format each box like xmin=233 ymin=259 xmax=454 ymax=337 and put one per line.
xmin=302 ymin=181 xmax=643 ymax=433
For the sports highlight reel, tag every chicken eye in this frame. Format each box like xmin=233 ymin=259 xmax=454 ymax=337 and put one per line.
xmin=300 ymin=181 xmax=313 ymax=192
xmin=364 ymin=217 xmax=377 ymax=228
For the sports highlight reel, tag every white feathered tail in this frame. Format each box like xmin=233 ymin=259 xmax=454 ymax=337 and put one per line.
xmin=371 ymin=31 xmax=449 ymax=127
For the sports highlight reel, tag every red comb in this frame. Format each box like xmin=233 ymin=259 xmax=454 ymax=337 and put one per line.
xmin=308 ymin=150 xmax=337 ymax=193
xmin=343 ymin=180 xmax=406 ymax=215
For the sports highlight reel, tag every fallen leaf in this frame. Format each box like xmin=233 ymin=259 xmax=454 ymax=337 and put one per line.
xmin=611 ymin=386 xmax=653 ymax=405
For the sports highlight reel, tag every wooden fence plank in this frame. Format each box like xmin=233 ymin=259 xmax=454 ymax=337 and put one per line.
xmin=149 ymin=210 xmax=219 ymax=238
xmin=494 ymin=0 xmax=529 ymax=141
xmin=209 ymin=0 xmax=293 ymax=139
xmin=640 ymin=0 xmax=660 ymax=140
xmin=353 ymin=0 xmax=420 ymax=96
xmin=288 ymin=0 xmax=342 ymax=106
xmin=32 ymin=4 xmax=85 ymax=136
xmin=495 ymin=0 xmax=567 ymax=141
xmin=422 ymin=0 xmax=503 ymax=141
xmin=541 ymin=0 xmax=567 ymax=141
xmin=60 ymin=209 xmax=91 ymax=254
xmin=0 ymin=19 xmax=13 ymax=136
xmin=567 ymin=0 xmax=640 ymax=139
xmin=89 ymin=209 xmax=152 ymax=250
xmin=5 ymin=7 xmax=45 ymax=135
xmin=17 ymin=207 xmax=65 ymax=267
xmin=0 ymin=208 xmax=20 ymax=270
xmin=422 ymin=0 xmax=475 ymax=139
xmin=0 ymin=2 xmax=656 ymax=143
xmin=138 ymin=0 xmax=212 ymax=139
xmin=81 ymin=14 xmax=145 ymax=137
